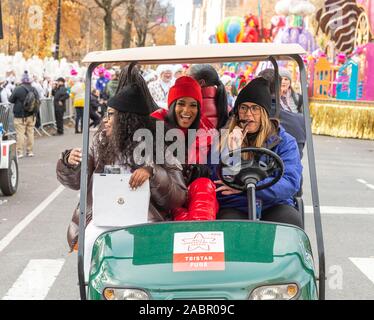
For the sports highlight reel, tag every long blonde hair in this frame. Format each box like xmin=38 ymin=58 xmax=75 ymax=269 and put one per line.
xmin=220 ymin=108 xmax=278 ymax=157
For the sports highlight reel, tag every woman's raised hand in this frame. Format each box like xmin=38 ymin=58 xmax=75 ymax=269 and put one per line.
xmin=67 ymin=148 xmax=82 ymax=166
xmin=228 ymin=126 xmax=245 ymax=151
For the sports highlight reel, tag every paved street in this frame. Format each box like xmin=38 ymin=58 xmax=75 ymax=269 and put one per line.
xmin=0 ymin=127 xmax=374 ymax=300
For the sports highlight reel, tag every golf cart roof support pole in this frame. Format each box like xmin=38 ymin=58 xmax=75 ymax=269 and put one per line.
xmin=268 ymin=56 xmax=281 ymax=118
xmin=292 ymin=54 xmax=325 ymax=300
xmin=78 ymin=62 xmax=99 ymax=300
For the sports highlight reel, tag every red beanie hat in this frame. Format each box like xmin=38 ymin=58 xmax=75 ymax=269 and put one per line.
xmin=167 ymin=76 xmax=203 ymax=108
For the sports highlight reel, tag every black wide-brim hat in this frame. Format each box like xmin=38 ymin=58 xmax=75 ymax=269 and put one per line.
xmin=233 ymin=77 xmax=272 ymax=115
xmin=107 ymin=84 xmax=149 ymax=115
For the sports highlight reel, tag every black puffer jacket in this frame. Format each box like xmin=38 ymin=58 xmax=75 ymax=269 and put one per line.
xmin=52 ymin=85 xmax=69 ymax=111
xmin=9 ymin=84 xmax=39 ymax=118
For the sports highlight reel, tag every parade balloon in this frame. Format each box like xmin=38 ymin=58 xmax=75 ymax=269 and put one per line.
xmin=216 ymin=17 xmax=244 ymax=43
xmin=289 ymin=27 xmax=300 ymax=44
xmin=94 ymin=66 xmax=106 ymax=77
xmin=298 ymin=32 xmax=308 ymax=51
xmin=227 ymin=20 xmax=242 ymax=42
xmin=281 ymin=28 xmax=291 ymax=43
xmin=104 ymin=70 xmax=112 ymax=80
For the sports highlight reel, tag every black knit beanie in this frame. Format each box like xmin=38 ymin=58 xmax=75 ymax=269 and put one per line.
xmin=107 ymin=84 xmax=149 ymax=115
xmin=233 ymin=77 xmax=272 ymax=115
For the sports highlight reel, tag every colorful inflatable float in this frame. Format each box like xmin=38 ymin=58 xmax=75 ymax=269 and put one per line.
xmin=310 ymin=0 xmax=374 ymax=140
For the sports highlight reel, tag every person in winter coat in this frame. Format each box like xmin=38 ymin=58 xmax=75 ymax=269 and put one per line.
xmin=70 ymin=79 xmax=85 ymax=133
xmin=189 ymin=64 xmax=229 ymax=129
xmin=212 ymin=77 xmax=303 ymax=228
xmin=148 ymin=65 xmax=174 ymax=109
xmin=52 ymin=77 xmax=70 ymax=135
xmin=258 ymin=68 xmax=306 ymax=159
xmin=151 ymin=76 xmax=219 ymax=221
xmin=89 ymin=89 xmax=102 ymax=128
xmin=279 ymin=68 xmax=303 ymax=114
xmin=105 ymin=70 xmax=120 ymax=99
xmin=56 ymin=83 xmax=187 ymax=251
xmin=9 ymin=71 xmax=40 ymax=158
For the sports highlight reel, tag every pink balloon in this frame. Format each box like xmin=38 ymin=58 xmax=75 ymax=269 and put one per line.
xmin=104 ymin=71 xmax=112 ymax=80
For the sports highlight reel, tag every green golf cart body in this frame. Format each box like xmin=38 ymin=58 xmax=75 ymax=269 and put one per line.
xmin=79 ymin=43 xmax=325 ymax=300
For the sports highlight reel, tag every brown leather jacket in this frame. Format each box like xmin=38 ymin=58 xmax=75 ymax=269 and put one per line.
xmin=56 ymin=145 xmax=187 ymax=251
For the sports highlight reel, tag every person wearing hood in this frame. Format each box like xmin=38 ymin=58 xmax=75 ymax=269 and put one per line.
xmin=212 ymin=77 xmax=303 ymax=228
xmin=151 ymin=76 xmax=219 ymax=221
xmin=148 ymin=65 xmax=174 ymax=109
xmin=279 ymin=68 xmax=302 ymax=113
xmin=9 ymin=71 xmax=40 ymax=158
xmin=189 ymin=64 xmax=229 ymax=130
xmin=173 ymin=64 xmax=184 ymax=80
xmin=257 ymin=68 xmax=306 ymax=159
xmin=105 ymin=70 xmax=120 ymax=99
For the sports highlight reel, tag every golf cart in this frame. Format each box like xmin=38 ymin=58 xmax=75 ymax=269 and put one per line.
xmin=78 ymin=43 xmax=325 ymax=300
xmin=0 ymin=104 xmax=18 ymax=196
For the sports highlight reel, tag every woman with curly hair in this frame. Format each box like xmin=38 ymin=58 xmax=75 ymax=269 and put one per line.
xmin=56 ymin=75 xmax=187 ymax=252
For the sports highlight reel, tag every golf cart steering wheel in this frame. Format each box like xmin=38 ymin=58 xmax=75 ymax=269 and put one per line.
xmin=218 ymin=147 xmax=284 ymax=191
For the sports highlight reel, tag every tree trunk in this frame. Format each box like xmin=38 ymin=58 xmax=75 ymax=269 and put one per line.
xmin=103 ymin=10 xmax=112 ymax=50
xmin=122 ymin=0 xmax=135 ymax=48
xmin=138 ymin=31 xmax=146 ymax=47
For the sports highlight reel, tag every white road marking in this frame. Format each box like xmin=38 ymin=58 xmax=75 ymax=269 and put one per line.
xmin=356 ymin=179 xmax=374 ymax=190
xmin=357 ymin=179 xmax=367 ymax=184
xmin=349 ymin=258 xmax=374 ymax=285
xmin=0 ymin=185 xmax=65 ymax=253
xmin=305 ymin=206 xmax=374 ymax=215
xmin=2 ymin=259 xmax=65 ymax=300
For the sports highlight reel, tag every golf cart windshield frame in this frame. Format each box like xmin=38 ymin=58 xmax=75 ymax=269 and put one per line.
xmin=79 ymin=43 xmax=325 ymax=300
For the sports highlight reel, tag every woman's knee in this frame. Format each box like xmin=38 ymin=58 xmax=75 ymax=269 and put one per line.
xmin=217 ymin=208 xmax=247 ymax=220
xmin=261 ymin=205 xmax=303 ymax=228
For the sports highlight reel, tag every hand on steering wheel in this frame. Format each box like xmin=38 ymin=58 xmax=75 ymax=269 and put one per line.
xmin=218 ymin=147 xmax=284 ymax=192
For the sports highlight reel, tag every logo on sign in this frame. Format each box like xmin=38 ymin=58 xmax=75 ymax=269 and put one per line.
xmin=173 ymin=232 xmax=225 ymax=272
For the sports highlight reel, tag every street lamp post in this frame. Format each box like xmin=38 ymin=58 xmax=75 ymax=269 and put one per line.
xmin=54 ymin=0 xmax=61 ymax=60
xmin=0 ymin=1 xmax=3 ymax=39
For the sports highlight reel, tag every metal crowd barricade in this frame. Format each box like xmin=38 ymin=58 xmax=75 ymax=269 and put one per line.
xmin=63 ymin=98 xmax=74 ymax=121
xmin=38 ymin=98 xmax=56 ymax=136
xmin=0 ymin=103 xmax=16 ymax=138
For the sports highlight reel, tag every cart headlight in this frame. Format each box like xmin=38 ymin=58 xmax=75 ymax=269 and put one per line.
xmin=249 ymin=284 xmax=299 ymax=300
xmin=103 ymin=288 xmax=150 ymax=300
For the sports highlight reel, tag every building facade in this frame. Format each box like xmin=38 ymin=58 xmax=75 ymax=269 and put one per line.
xmin=174 ymin=0 xmax=226 ymax=45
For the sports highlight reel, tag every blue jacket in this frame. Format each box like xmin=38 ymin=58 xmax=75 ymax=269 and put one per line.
xmin=95 ymin=77 xmax=109 ymax=94
xmin=211 ymin=126 xmax=302 ymax=214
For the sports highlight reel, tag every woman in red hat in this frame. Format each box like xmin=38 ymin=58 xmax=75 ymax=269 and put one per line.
xmin=151 ymin=76 xmax=219 ymax=221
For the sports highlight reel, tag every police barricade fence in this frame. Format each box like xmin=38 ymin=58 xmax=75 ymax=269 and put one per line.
xmin=38 ymin=98 xmax=74 ymax=136
xmin=2 ymin=98 xmax=75 ymax=138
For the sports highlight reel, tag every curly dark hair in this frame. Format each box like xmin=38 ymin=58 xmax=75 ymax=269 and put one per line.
xmin=94 ymin=111 xmax=159 ymax=171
